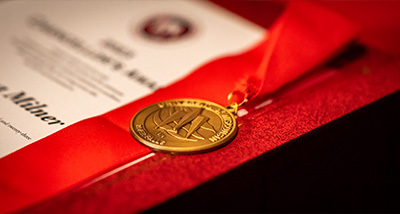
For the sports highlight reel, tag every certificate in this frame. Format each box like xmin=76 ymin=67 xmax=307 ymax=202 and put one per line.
xmin=0 ymin=0 xmax=265 ymax=158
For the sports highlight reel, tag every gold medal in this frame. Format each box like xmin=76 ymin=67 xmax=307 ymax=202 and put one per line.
xmin=130 ymin=98 xmax=239 ymax=154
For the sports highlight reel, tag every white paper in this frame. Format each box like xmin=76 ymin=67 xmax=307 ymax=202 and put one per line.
xmin=0 ymin=0 xmax=265 ymax=158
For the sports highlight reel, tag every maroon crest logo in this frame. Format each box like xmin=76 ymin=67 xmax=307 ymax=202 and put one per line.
xmin=138 ymin=14 xmax=194 ymax=42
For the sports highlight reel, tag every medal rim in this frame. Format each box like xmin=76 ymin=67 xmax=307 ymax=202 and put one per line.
xmin=130 ymin=98 xmax=238 ymax=154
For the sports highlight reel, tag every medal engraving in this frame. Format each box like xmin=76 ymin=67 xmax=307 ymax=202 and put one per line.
xmin=130 ymin=99 xmax=237 ymax=154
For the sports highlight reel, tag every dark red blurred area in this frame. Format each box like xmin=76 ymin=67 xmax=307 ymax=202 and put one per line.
xmin=213 ymin=0 xmax=400 ymax=56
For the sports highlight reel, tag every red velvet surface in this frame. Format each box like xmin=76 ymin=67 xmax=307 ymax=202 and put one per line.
xmin=1 ymin=1 xmax=400 ymax=213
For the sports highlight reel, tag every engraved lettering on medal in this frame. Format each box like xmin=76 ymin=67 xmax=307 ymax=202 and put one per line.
xmin=157 ymin=102 xmax=165 ymax=108
xmin=135 ymin=124 xmax=165 ymax=145
xmin=209 ymin=116 xmax=233 ymax=143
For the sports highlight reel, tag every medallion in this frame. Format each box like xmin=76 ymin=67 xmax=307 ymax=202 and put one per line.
xmin=130 ymin=99 xmax=237 ymax=154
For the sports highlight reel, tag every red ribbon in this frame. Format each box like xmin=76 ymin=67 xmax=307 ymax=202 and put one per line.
xmin=0 ymin=2 xmax=360 ymax=213
xmin=233 ymin=1 xmax=360 ymax=103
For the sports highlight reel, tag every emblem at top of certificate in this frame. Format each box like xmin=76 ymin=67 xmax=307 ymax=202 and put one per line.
xmin=130 ymin=99 xmax=237 ymax=154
